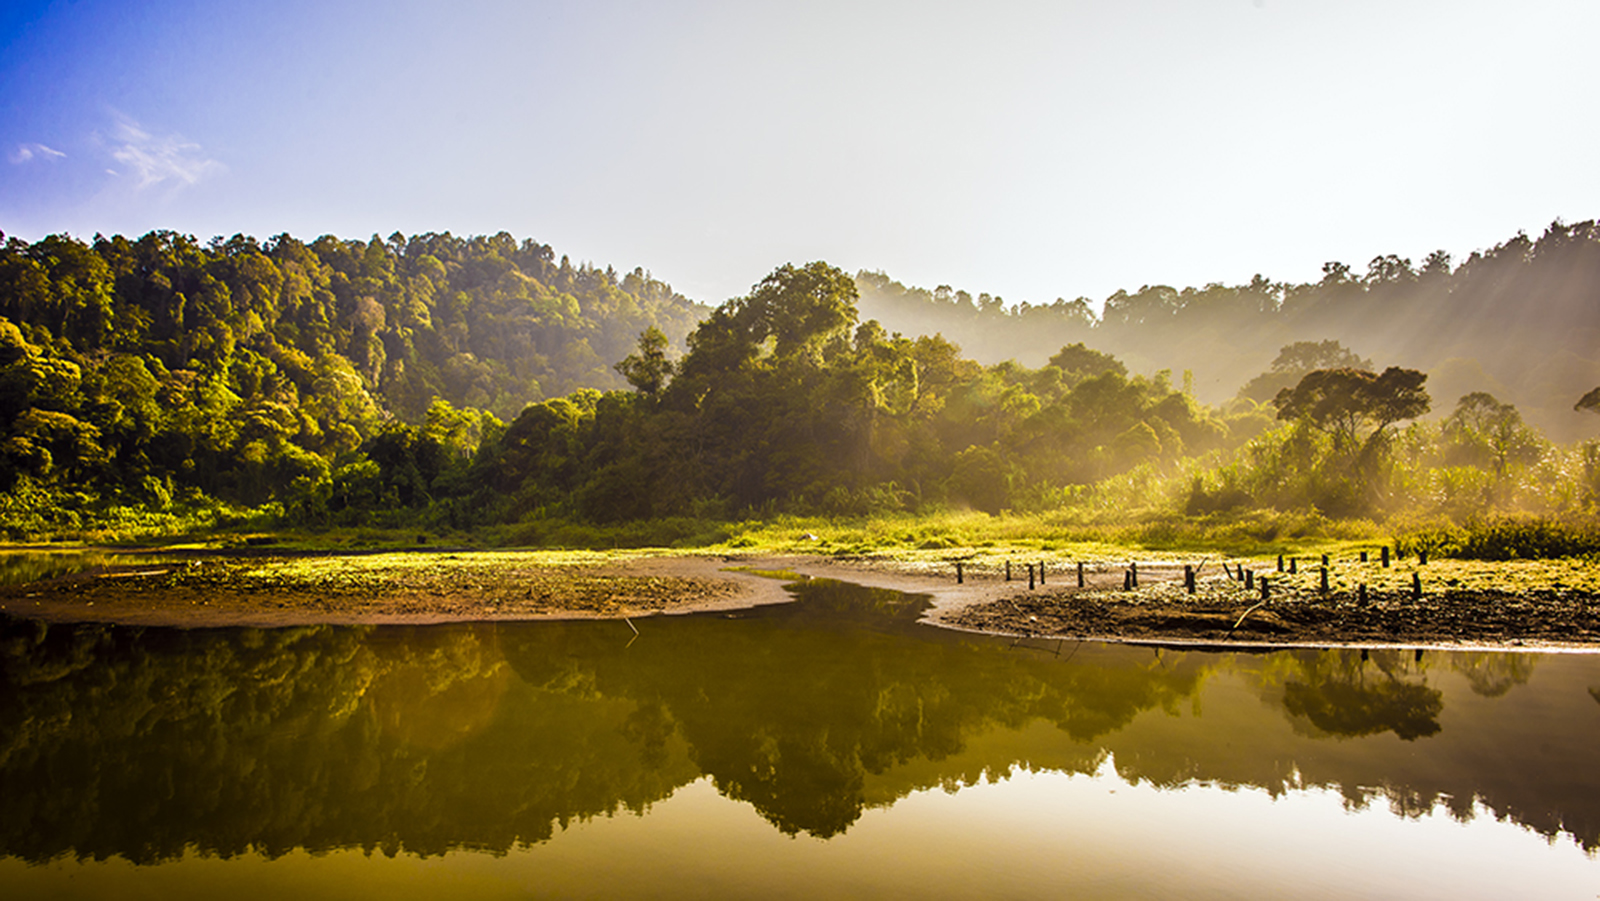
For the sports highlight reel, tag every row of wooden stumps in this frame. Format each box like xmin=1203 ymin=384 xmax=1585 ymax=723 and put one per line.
xmin=957 ymin=559 xmax=1091 ymax=589
xmin=1217 ymin=560 xmax=1272 ymax=600
xmin=955 ymin=544 xmax=1431 ymax=603
xmin=1267 ymin=546 xmax=1430 ymax=572
xmin=1214 ymin=545 xmax=1431 ymax=603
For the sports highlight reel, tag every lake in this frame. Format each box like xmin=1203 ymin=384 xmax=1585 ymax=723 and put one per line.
xmin=1 ymin=577 xmax=1597 ymax=898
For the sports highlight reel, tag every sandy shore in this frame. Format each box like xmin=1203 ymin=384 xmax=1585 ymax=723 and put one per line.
xmin=2 ymin=549 xmax=1597 ymax=650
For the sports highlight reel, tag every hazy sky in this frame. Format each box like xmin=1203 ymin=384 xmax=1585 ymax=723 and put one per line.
xmin=3 ymin=0 xmax=1597 ymax=310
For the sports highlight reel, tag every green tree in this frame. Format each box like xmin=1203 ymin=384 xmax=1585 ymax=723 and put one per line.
xmin=1443 ymin=392 xmax=1543 ymax=477
xmin=1239 ymin=340 xmax=1371 ymax=402
xmin=1273 ymin=367 xmax=1430 ymax=453
xmin=615 ymin=326 xmax=673 ymax=397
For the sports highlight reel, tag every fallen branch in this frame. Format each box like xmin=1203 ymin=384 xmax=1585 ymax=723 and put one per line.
xmin=1228 ymin=601 xmax=1268 ymax=637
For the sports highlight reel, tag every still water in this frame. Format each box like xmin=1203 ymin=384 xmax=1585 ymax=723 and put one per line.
xmin=1 ymin=578 xmax=1598 ymax=898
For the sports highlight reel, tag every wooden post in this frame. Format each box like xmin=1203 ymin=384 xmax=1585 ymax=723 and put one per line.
xmin=956 ymin=562 xmax=963 ymax=584
xmin=1185 ymin=564 xmax=1195 ymax=594
xmin=1290 ymin=558 xmax=1298 ymax=574
xmin=1245 ymin=569 xmax=1254 ymax=590
xmin=1123 ymin=569 xmax=1132 ymax=591
xmin=1360 ymin=550 xmax=1368 ymax=563
xmin=1005 ymin=560 xmax=1011 ymax=581
xmin=1130 ymin=561 xmax=1139 ymax=588
xmin=1419 ymin=550 xmax=1428 ymax=566
xmin=1077 ymin=561 xmax=1085 ymax=588
xmin=1320 ymin=567 xmax=1329 ymax=593
xmin=1358 ymin=583 xmax=1367 ymax=605
xmin=1381 ymin=546 xmax=1390 ymax=568
xmin=1260 ymin=576 xmax=1269 ymax=601
xmin=1039 ymin=561 xmax=1045 ymax=585
xmin=1321 ymin=553 xmax=1329 ymax=568
xmin=1028 ymin=564 xmax=1035 ymax=590
xmin=1412 ymin=571 xmax=1422 ymax=599
xmin=1277 ymin=554 xmax=1284 ymax=572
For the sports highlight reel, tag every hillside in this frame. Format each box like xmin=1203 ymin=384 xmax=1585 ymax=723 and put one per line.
xmin=855 ymin=220 xmax=1600 ymax=442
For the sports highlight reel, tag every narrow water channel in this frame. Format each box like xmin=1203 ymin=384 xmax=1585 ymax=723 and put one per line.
xmin=1 ymin=578 xmax=1597 ymax=898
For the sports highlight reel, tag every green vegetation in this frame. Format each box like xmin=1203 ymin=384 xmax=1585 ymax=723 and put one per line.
xmin=4 ymin=224 xmax=1600 ymax=562
xmin=855 ymin=221 xmax=1600 ymax=445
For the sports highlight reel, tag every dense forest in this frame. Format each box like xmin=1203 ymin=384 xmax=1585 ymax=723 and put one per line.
xmin=1 ymin=223 xmax=1598 ymax=542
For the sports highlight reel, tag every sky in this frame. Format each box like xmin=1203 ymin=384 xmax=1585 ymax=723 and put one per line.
xmin=2 ymin=0 xmax=1598 ymax=311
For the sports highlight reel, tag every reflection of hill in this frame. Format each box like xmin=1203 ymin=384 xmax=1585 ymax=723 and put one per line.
xmin=0 ymin=619 xmax=697 ymax=863
xmin=1 ymin=582 xmax=1598 ymax=861
xmin=498 ymin=580 xmax=1206 ymax=838
xmin=1101 ymin=649 xmax=1600 ymax=850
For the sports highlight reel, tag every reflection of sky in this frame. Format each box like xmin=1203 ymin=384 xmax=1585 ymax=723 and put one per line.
xmin=3 ymin=771 xmax=1592 ymax=900
xmin=3 ymin=1 xmax=1599 ymax=310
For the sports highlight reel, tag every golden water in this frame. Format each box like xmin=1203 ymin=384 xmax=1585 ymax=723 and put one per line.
xmin=1 ymin=579 xmax=1596 ymax=898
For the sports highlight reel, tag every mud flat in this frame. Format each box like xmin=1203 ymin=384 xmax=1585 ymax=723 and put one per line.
xmin=1 ymin=550 xmax=1597 ymax=649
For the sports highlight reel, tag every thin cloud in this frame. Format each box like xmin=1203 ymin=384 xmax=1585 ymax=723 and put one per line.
xmin=8 ymin=142 xmax=66 ymax=164
xmin=105 ymin=114 xmax=224 ymax=189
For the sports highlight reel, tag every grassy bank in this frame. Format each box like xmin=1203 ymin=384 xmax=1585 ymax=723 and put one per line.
xmin=8 ymin=500 xmax=1599 ymax=574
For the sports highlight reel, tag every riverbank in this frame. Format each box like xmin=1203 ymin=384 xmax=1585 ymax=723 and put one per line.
xmin=1 ymin=548 xmax=1597 ymax=649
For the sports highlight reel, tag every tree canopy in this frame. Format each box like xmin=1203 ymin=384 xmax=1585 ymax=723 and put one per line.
xmin=1 ymin=223 xmax=1596 ymax=538
xmin=1273 ymin=367 xmax=1430 ymax=451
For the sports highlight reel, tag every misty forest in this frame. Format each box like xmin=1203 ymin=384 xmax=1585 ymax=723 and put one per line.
xmin=3 ymin=221 xmax=1600 ymax=554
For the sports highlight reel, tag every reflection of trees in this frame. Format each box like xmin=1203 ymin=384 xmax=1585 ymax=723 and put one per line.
xmin=1277 ymin=651 xmax=1443 ymax=741
xmin=1448 ymin=653 xmax=1535 ymax=698
xmin=0 ymin=618 xmax=695 ymax=864
xmin=501 ymin=580 xmax=1205 ymax=838
xmin=0 ymin=582 xmax=1207 ymax=856
xmin=0 ymin=587 xmax=1591 ymax=862
xmin=1283 ymin=680 xmax=1442 ymax=741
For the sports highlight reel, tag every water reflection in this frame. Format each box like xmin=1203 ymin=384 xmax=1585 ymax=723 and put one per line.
xmin=0 ymin=550 xmax=158 ymax=585
xmin=0 ymin=578 xmax=1595 ymax=868
xmin=1280 ymin=652 xmax=1445 ymax=740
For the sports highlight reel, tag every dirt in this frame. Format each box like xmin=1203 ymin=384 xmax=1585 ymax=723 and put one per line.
xmin=0 ymin=553 xmax=795 ymax=629
xmin=2 ymin=550 xmax=1598 ymax=650
xmin=931 ymin=563 xmax=1600 ymax=651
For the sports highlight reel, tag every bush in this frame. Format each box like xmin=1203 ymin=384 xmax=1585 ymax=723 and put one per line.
xmin=1397 ymin=516 xmax=1600 ymax=560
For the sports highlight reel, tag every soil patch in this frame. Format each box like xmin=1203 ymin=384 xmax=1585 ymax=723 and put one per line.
xmin=0 ymin=552 xmax=797 ymax=628
xmin=934 ymin=563 xmax=1600 ymax=650
xmin=1 ymin=550 xmax=1597 ymax=649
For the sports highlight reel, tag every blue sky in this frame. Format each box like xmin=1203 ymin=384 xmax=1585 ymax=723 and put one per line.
xmin=3 ymin=0 xmax=1598 ymax=309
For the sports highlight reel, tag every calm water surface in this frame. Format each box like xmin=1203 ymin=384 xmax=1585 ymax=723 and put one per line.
xmin=1 ymin=577 xmax=1598 ymax=898
xmin=0 ymin=549 xmax=172 ymax=585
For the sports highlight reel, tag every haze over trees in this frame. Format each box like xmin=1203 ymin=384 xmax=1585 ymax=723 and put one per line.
xmin=855 ymin=220 xmax=1600 ymax=442
xmin=0 ymin=223 xmax=1596 ymax=541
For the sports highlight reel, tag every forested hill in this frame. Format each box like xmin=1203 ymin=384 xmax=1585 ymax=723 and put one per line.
xmin=855 ymin=220 xmax=1600 ymax=441
xmin=5 ymin=222 xmax=1600 ymax=539
xmin=0 ymin=229 xmax=705 ymax=423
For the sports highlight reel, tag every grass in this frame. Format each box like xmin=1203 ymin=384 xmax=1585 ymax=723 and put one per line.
xmin=1188 ymin=553 xmax=1600 ymax=597
xmin=699 ymin=509 xmax=1388 ymax=563
xmin=236 ymin=547 xmax=663 ymax=585
xmin=1393 ymin=516 xmax=1600 ymax=561
xmin=8 ymin=494 xmax=1599 ymax=578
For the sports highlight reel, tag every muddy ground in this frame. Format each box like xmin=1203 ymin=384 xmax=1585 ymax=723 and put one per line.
xmin=1 ymin=550 xmax=1597 ymax=649
xmin=937 ymin=563 xmax=1600 ymax=650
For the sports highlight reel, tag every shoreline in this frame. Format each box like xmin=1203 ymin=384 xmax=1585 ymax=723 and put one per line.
xmin=1 ymin=550 xmax=1598 ymax=652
